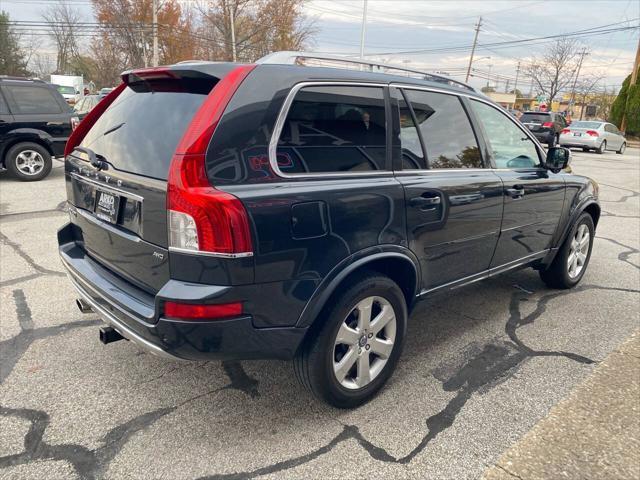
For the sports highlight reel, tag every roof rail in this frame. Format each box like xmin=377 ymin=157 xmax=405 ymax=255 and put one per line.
xmin=0 ymin=75 xmax=46 ymax=83
xmin=256 ymin=51 xmax=474 ymax=92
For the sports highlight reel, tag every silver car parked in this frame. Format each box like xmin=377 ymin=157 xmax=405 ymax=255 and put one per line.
xmin=559 ymin=121 xmax=627 ymax=154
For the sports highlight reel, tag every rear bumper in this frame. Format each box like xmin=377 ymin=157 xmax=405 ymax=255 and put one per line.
xmin=531 ymin=130 xmax=555 ymax=143
xmin=58 ymin=224 xmax=307 ymax=361
xmin=559 ymin=135 xmax=600 ymax=149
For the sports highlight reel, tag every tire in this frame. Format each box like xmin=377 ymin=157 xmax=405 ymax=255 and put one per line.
xmin=5 ymin=142 xmax=52 ymax=181
xmin=596 ymin=140 xmax=606 ymax=155
xmin=616 ymin=142 xmax=626 ymax=155
xmin=294 ymin=272 xmax=407 ymax=408
xmin=539 ymin=212 xmax=594 ymax=289
xmin=582 ymin=147 xmax=590 ymax=152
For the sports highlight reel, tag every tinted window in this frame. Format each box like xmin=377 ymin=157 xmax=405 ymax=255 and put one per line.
xmin=79 ymin=79 xmax=215 ymax=180
xmin=470 ymin=100 xmax=540 ymax=169
xmin=403 ymin=89 xmax=482 ymax=169
xmin=277 ymin=86 xmax=387 ymax=173
xmin=520 ymin=113 xmax=550 ymax=123
xmin=397 ymin=91 xmax=425 ymax=169
xmin=571 ymin=121 xmax=602 ymax=129
xmin=0 ymin=92 xmax=8 ymax=114
xmin=6 ymin=86 xmax=62 ymax=114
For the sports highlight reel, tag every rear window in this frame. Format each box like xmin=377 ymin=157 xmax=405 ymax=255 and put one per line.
xmin=520 ymin=113 xmax=551 ymax=123
xmin=79 ymin=78 xmax=215 ymax=180
xmin=570 ymin=121 xmax=601 ymax=129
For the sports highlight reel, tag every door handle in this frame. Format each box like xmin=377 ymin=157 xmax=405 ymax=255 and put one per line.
xmin=506 ymin=185 xmax=525 ymax=198
xmin=410 ymin=195 xmax=441 ymax=208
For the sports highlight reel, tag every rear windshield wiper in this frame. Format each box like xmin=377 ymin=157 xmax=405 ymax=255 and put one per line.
xmin=73 ymin=146 xmax=109 ymax=171
xmin=103 ymin=122 xmax=125 ymax=137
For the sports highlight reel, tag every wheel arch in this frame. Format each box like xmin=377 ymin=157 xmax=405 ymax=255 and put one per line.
xmin=1 ymin=133 xmax=54 ymax=167
xmin=543 ymin=197 xmax=600 ymax=268
xmin=295 ymin=247 xmax=420 ymax=330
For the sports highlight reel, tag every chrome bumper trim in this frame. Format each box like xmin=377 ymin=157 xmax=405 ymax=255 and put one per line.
xmin=65 ymin=267 xmax=182 ymax=361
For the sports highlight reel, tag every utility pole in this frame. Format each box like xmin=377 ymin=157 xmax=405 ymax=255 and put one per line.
xmin=229 ymin=3 xmax=237 ymax=62
xmin=569 ymin=48 xmax=589 ymax=116
xmin=152 ymin=0 xmax=159 ymax=67
xmin=514 ymin=61 xmax=521 ymax=93
xmin=621 ymin=37 xmax=640 ymax=133
xmin=465 ymin=17 xmax=482 ymax=83
xmin=359 ymin=0 xmax=368 ymax=60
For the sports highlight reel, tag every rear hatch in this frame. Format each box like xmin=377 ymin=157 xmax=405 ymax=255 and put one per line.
xmin=562 ymin=121 xmax=602 ymax=138
xmin=520 ymin=112 xmax=551 ymax=132
xmin=65 ymin=67 xmax=229 ymax=293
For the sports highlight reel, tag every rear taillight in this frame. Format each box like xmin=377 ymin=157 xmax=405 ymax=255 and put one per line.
xmin=164 ymin=301 xmax=242 ymax=320
xmin=586 ymin=130 xmax=599 ymax=137
xmin=64 ymin=83 xmax=126 ymax=157
xmin=167 ymin=65 xmax=256 ymax=257
xmin=542 ymin=122 xmax=554 ymax=128
xmin=561 ymin=129 xmax=570 ymax=134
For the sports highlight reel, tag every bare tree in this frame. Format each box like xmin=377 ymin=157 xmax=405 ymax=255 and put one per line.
xmin=31 ymin=52 xmax=56 ymax=79
xmin=197 ymin=0 xmax=314 ymax=62
xmin=42 ymin=0 xmax=81 ymax=74
xmin=526 ymin=38 xmax=583 ymax=103
xmin=574 ymin=73 xmax=606 ymax=120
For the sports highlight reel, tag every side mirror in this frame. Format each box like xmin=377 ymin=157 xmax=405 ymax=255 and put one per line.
xmin=545 ymin=147 xmax=570 ymax=172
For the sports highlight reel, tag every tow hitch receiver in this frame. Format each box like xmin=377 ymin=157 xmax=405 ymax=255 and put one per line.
xmin=99 ymin=326 xmax=125 ymax=344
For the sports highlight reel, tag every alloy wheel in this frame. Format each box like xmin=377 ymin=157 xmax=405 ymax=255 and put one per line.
xmin=15 ymin=150 xmax=45 ymax=176
xmin=333 ymin=296 xmax=396 ymax=390
xmin=567 ymin=224 xmax=590 ymax=279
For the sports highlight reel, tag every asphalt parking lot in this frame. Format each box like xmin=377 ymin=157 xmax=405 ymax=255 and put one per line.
xmin=1 ymin=148 xmax=639 ymax=480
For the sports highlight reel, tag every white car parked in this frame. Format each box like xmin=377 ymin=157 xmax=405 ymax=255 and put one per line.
xmin=559 ymin=121 xmax=627 ymax=154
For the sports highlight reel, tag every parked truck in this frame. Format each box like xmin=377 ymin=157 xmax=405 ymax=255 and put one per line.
xmin=50 ymin=74 xmax=84 ymax=105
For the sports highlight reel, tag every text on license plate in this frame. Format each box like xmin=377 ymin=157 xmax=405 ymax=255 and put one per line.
xmin=94 ymin=190 xmax=121 ymax=224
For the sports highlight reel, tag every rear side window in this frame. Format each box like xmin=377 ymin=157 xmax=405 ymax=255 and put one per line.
xmin=79 ymin=78 xmax=215 ymax=180
xmin=5 ymin=86 xmax=62 ymax=114
xmin=0 ymin=91 xmax=8 ymax=114
xmin=397 ymin=91 xmax=426 ymax=169
xmin=403 ymin=89 xmax=482 ymax=169
xmin=276 ymin=85 xmax=387 ymax=174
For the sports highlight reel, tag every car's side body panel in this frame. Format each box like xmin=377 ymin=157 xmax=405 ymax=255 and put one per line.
xmin=56 ymin=62 xmax=598 ymax=363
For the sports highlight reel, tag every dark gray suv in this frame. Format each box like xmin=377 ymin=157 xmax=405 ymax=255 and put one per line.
xmin=58 ymin=54 xmax=599 ymax=407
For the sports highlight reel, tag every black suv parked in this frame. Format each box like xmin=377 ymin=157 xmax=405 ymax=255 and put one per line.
xmin=519 ymin=111 xmax=567 ymax=148
xmin=0 ymin=77 xmax=76 ymax=181
xmin=58 ymin=58 xmax=599 ymax=407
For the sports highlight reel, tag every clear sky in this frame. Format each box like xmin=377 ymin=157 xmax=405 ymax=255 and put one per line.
xmin=2 ymin=0 xmax=638 ymax=92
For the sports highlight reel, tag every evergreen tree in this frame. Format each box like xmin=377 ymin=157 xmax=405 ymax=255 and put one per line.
xmin=0 ymin=11 xmax=29 ymax=77
xmin=611 ymin=67 xmax=640 ymax=136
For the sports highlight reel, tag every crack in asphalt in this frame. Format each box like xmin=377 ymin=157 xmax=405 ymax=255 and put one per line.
xmin=601 ymin=210 xmax=640 ymax=219
xmin=195 ymin=283 xmax=639 ymax=479
xmin=2 ymin=279 xmax=637 ymax=479
xmin=0 ymin=232 xmax=65 ymax=288
xmin=0 ymin=405 xmax=176 ymax=480
xmin=596 ymin=236 xmax=640 ymax=270
xmin=0 ymin=289 xmax=102 ymax=384
xmin=597 ymin=183 xmax=640 ymax=204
